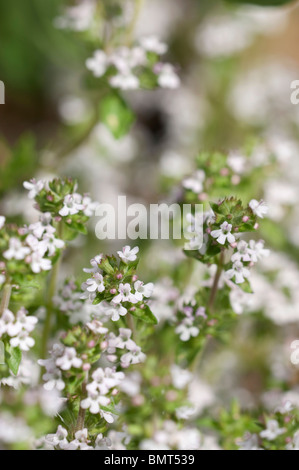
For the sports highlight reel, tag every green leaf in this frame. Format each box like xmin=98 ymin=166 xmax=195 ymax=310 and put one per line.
xmin=130 ymin=305 xmax=158 ymax=325
xmin=99 ymin=94 xmax=135 ymax=139
xmin=5 ymin=343 xmax=22 ymax=375
xmin=224 ymin=0 xmax=294 ymax=6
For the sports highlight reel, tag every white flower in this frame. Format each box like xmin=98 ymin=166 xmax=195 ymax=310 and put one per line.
xmin=56 ymin=347 xmax=83 ymax=371
xmin=81 ymin=393 xmax=113 ymax=421
xmin=260 ymin=420 xmax=286 ymax=441
xmin=82 ymin=196 xmax=98 ymax=217
xmin=83 ymin=255 xmax=103 ymax=273
xmin=121 ymin=346 xmax=146 ymax=368
xmin=175 ymin=318 xmax=199 ymax=342
xmin=3 ymin=237 xmax=30 ymax=260
xmin=211 ymin=221 xmax=236 ymax=245
xmin=134 ymin=281 xmax=154 ymax=301
xmin=86 ymin=50 xmax=108 ymax=77
xmin=23 ymin=179 xmax=44 ymax=199
xmin=38 ymin=357 xmax=65 ymax=392
xmin=183 ymin=170 xmax=205 ymax=194
xmin=140 ymin=36 xmax=168 ymax=55
xmin=45 ymin=426 xmax=69 ymax=450
xmin=54 ymin=0 xmax=95 ymax=32
xmin=176 ymin=406 xmax=196 ymax=420
xmin=67 ymin=429 xmax=93 ymax=451
xmin=226 ymin=261 xmax=250 ymax=284
xmin=110 ymin=73 xmax=140 ymax=90
xmin=113 ymin=283 xmax=138 ymax=305
xmin=0 ymin=216 xmax=5 ymax=230
xmin=85 ymin=273 xmax=105 ymax=293
xmin=86 ymin=320 xmax=108 ymax=335
xmin=249 ymin=199 xmax=268 ymax=218
xmin=248 ymin=240 xmax=270 ymax=262
xmin=108 ymin=328 xmax=136 ymax=351
xmin=238 ymin=433 xmax=261 ymax=451
xmin=170 ymin=365 xmax=192 ymax=390
xmin=231 ymin=240 xmax=252 ymax=263
xmin=158 ymin=64 xmax=180 ymax=89
xmin=29 ymin=251 xmax=52 ymax=274
xmin=59 ymin=194 xmax=84 ymax=217
xmin=98 ymin=301 xmax=128 ymax=322
xmin=117 ymin=246 xmax=139 ymax=263
xmin=10 ymin=332 xmax=35 ymax=352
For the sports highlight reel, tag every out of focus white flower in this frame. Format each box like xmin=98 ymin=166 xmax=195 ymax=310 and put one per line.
xmin=249 ymin=199 xmax=268 ymax=218
xmin=23 ymin=179 xmax=44 ymax=199
xmin=170 ymin=365 xmax=192 ymax=390
xmin=86 ymin=50 xmax=108 ymax=77
xmin=140 ymin=36 xmax=168 ymax=55
xmin=157 ymin=64 xmax=180 ymax=89
xmin=183 ymin=170 xmax=205 ymax=194
xmin=0 ymin=216 xmax=5 ymax=230
xmin=260 ymin=420 xmax=286 ymax=441
xmin=54 ymin=0 xmax=95 ymax=32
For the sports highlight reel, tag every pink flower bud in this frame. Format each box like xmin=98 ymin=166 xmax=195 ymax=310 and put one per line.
xmin=47 ymin=195 xmax=54 ymax=202
xmin=132 ymin=275 xmax=138 ymax=282
xmin=220 ymin=168 xmax=229 ymax=176
xmin=87 ymin=340 xmax=95 ymax=349
xmin=132 ymin=395 xmax=145 ymax=406
xmin=254 ymin=223 xmax=259 ymax=230
xmin=242 ymin=216 xmax=249 ymax=223
xmin=165 ymin=391 xmax=177 ymax=402
xmin=116 ymin=273 xmax=123 ymax=280
xmin=110 ymin=289 xmax=117 ymax=295
xmin=100 ymin=341 xmax=108 ymax=350
xmin=83 ymin=363 xmax=91 ymax=372
xmin=231 ymin=175 xmax=241 ymax=186
xmin=130 ymin=307 xmax=136 ymax=312
xmin=198 ymin=193 xmax=208 ymax=201
xmin=81 ymin=354 xmax=88 ymax=360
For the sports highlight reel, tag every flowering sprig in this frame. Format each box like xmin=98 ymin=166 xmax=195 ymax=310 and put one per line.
xmin=25 ymin=178 xmax=98 ymax=239
xmin=86 ymin=37 xmax=180 ymax=91
xmin=81 ymin=247 xmax=156 ymax=326
xmin=38 ymin=246 xmax=155 ymax=444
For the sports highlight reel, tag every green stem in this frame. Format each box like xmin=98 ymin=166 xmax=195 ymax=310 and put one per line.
xmin=0 ymin=283 xmax=12 ymax=316
xmin=40 ymin=256 xmax=62 ymax=361
xmin=75 ymin=378 xmax=88 ymax=433
xmin=126 ymin=0 xmax=144 ymax=45
xmin=208 ymin=250 xmax=225 ymax=313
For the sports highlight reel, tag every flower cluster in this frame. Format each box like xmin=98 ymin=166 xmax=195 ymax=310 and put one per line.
xmin=24 ymin=178 xmax=98 ymax=238
xmin=86 ymin=36 xmax=180 ymax=91
xmin=0 ymin=307 xmax=37 ymax=352
xmin=81 ymin=247 xmax=155 ymax=325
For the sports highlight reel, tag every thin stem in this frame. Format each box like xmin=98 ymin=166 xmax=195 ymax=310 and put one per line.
xmin=208 ymin=250 xmax=225 ymax=313
xmin=126 ymin=0 xmax=144 ymax=45
xmin=0 ymin=283 xmax=12 ymax=316
xmin=127 ymin=314 xmax=136 ymax=338
xmin=40 ymin=223 xmax=64 ymax=361
xmin=40 ymin=257 xmax=62 ymax=361
xmin=75 ymin=378 xmax=88 ymax=433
